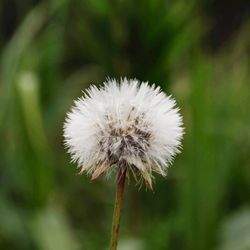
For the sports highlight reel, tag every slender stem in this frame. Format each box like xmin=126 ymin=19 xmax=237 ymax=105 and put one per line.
xmin=110 ymin=167 xmax=127 ymax=250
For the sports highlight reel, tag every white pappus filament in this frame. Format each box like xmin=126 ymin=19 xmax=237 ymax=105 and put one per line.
xmin=63 ymin=78 xmax=184 ymax=188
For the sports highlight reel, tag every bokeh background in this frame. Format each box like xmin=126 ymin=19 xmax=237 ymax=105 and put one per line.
xmin=1 ymin=0 xmax=250 ymax=249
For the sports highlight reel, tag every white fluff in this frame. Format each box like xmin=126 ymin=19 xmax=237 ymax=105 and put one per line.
xmin=63 ymin=78 xmax=184 ymax=188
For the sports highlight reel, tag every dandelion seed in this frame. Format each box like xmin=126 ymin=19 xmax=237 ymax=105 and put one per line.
xmin=63 ymin=78 xmax=184 ymax=250
xmin=63 ymin=78 xmax=184 ymax=188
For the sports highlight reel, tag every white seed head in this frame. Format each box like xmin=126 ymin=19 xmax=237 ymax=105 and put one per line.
xmin=63 ymin=78 xmax=184 ymax=188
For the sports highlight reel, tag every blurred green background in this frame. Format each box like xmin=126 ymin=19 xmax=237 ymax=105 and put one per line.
xmin=0 ymin=0 xmax=250 ymax=249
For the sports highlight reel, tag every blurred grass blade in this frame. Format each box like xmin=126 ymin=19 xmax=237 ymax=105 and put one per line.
xmin=0 ymin=0 xmax=69 ymax=128
xmin=0 ymin=4 xmax=47 ymax=127
xmin=31 ymin=205 xmax=80 ymax=250
xmin=16 ymin=71 xmax=53 ymax=205
xmin=16 ymin=72 xmax=48 ymax=155
xmin=217 ymin=208 xmax=250 ymax=250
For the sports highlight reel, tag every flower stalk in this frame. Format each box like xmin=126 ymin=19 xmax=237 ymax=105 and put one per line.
xmin=63 ymin=78 xmax=184 ymax=249
xmin=110 ymin=167 xmax=127 ymax=250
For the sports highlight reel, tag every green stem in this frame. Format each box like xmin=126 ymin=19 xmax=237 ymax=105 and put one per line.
xmin=110 ymin=167 xmax=127 ymax=250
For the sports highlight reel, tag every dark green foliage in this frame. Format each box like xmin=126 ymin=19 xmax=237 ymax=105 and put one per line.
xmin=0 ymin=0 xmax=250 ymax=249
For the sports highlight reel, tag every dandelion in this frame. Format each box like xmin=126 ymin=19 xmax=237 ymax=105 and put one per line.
xmin=63 ymin=78 xmax=184 ymax=250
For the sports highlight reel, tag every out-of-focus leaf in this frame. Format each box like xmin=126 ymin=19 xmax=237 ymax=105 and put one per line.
xmin=16 ymin=71 xmax=53 ymax=205
xmin=217 ymin=208 xmax=250 ymax=250
xmin=117 ymin=238 xmax=144 ymax=250
xmin=0 ymin=4 xmax=46 ymax=126
xmin=31 ymin=204 xmax=80 ymax=250
xmin=16 ymin=72 xmax=48 ymax=156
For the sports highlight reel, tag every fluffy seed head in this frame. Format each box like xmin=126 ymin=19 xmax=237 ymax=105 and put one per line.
xmin=63 ymin=78 xmax=184 ymax=188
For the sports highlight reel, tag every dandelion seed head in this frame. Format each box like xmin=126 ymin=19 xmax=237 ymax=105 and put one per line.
xmin=63 ymin=78 xmax=184 ymax=188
